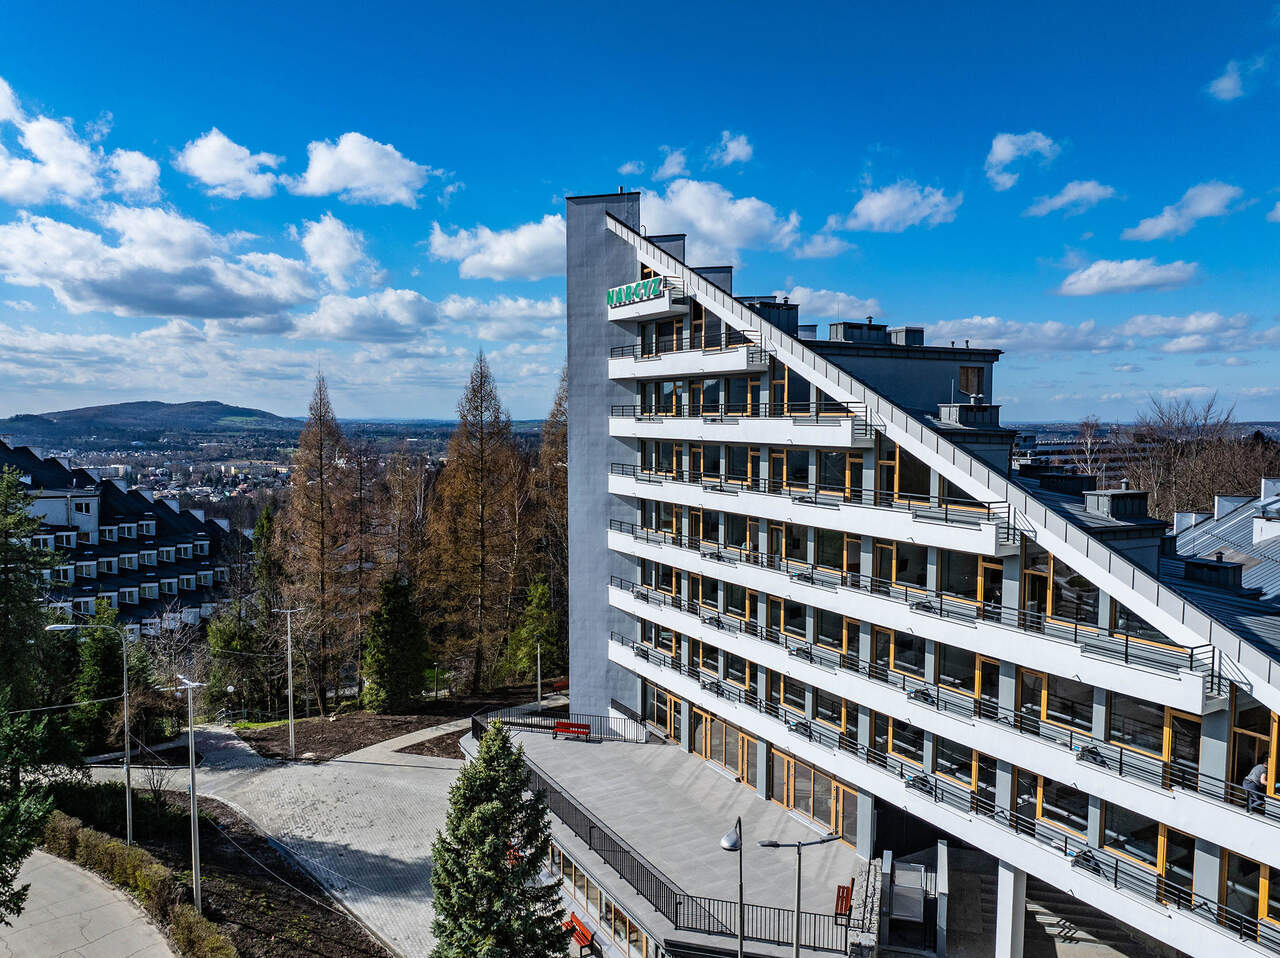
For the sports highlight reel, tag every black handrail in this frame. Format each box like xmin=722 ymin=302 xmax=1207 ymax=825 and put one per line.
xmin=609 ymin=328 xmax=755 ymax=358
xmin=611 ymin=402 xmax=873 ymax=436
xmin=611 ymin=461 xmax=1013 ymax=534
xmin=609 ymin=568 xmax=1267 ymax=824
xmin=606 ymin=523 xmax=1218 ymax=679
xmin=612 ymin=638 xmax=1280 ymax=955
xmin=471 ymin=708 xmax=857 ymax=952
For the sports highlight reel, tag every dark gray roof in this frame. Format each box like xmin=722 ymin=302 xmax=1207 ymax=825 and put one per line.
xmin=1176 ymin=494 xmax=1280 ymax=600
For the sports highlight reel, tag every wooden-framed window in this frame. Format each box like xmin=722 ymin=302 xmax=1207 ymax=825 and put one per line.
xmin=1222 ymin=852 xmax=1280 ymax=936
xmin=1231 ymin=689 xmax=1278 ymax=799
xmin=934 ymin=735 xmax=978 ymax=788
xmin=815 ymin=610 xmax=856 ymax=654
xmin=642 ymin=683 xmax=681 ymax=740
xmin=888 ymin=718 xmax=925 ymax=765
xmin=818 ymin=450 xmax=862 ymax=500
xmin=770 ymin=749 xmax=843 ymax=833
xmin=767 ymin=671 xmax=807 ymax=714
xmin=784 ymin=523 xmax=808 ymax=563
xmin=692 ymin=709 xmax=757 ymax=786
xmin=890 ymin=632 xmax=927 ymax=679
xmin=785 ymin=448 xmax=810 ymax=489
xmin=893 ymin=542 xmax=929 ymax=590
xmin=1017 ymin=668 xmax=1092 ymax=733
xmin=724 ymin=652 xmax=750 ymax=688
xmin=695 ymin=640 xmax=720 ymax=675
xmin=872 ymin=627 xmax=892 ymax=672
xmin=814 ymin=688 xmax=847 ymax=731
xmin=1021 ymin=541 xmax=1099 ymax=626
xmin=1034 ymin=775 xmax=1089 ymax=836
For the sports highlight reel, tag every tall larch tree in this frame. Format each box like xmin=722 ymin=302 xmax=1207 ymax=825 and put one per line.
xmin=282 ymin=374 xmax=352 ymax=714
xmin=429 ymin=354 xmax=524 ymax=693
xmin=532 ymin=366 xmax=569 ymax=670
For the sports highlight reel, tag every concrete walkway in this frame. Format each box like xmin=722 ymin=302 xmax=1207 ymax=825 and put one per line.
xmin=93 ymin=720 xmax=468 ymax=957
xmin=0 ymin=850 xmax=172 ymax=958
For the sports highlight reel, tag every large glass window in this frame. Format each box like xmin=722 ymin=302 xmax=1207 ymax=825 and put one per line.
xmin=1039 ymin=778 xmax=1088 ymax=834
xmin=815 ymin=689 xmax=845 ymax=729
xmin=726 ymin=445 xmax=750 ymax=483
xmin=1051 ymin=554 xmax=1099 ymax=624
xmin=816 ymin=529 xmax=845 ymax=571
xmin=786 ymin=449 xmax=810 ymax=487
xmin=784 ymin=523 xmax=807 ymax=561
xmin=783 ymin=599 xmax=806 ymax=638
xmin=725 ymin=514 xmax=749 ymax=549
xmin=1044 ymin=675 xmax=1093 ymax=732
xmin=943 ymin=551 xmax=979 ymax=600
xmin=782 ymin=676 xmax=806 ymax=713
xmin=1109 ymin=692 xmax=1165 ymax=755
xmin=937 ymin=644 xmax=976 ymax=695
xmin=935 ymin=736 xmax=974 ymax=785
xmin=897 ymin=448 xmax=931 ymax=501
xmin=892 ymin=632 xmax=926 ymax=678
xmin=1103 ymin=804 xmax=1159 ymax=868
xmin=725 ymin=583 xmax=748 ymax=618
xmin=725 ymin=652 xmax=749 ymax=687
xmin=895 ymin=542 xmax=929 ymax=589
xmin=815 ymin=609 xmax=846 ymax=651
xmin=889 ymin=719 xmax=924 ymax=764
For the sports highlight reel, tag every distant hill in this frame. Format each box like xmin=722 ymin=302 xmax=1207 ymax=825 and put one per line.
xmin=0 ymin=401 xmax=301 ymax=443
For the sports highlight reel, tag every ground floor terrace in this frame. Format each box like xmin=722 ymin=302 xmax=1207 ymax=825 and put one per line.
xmin=467 ymin=709 xmax=879 ymax=957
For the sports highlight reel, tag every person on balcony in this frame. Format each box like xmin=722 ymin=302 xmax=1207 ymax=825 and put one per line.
xmin=1243 ymin=763 xmax=1269 ymax=813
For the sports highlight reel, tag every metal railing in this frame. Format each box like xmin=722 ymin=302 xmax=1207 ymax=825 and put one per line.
xmin=475 ymin=705 xmax=647 ymax=743
xmin=609 ymin=328 xmax=756 ymax=358
xmin=613 ymin=638 xmax=1280 ymax=955
xmin=611 ymin=599 xmax=1279 ymax=829
xmin=605 ymin=213 xmax=1279 ymax=696
xmin=470 ymin=708 xmax=856 ymax=952
xmin=610 ymin=462 xmax=1014 ymax=540
xmin=607 ymin=524 xmax=1219 ymax=679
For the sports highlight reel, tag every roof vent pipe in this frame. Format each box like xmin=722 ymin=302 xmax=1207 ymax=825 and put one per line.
xmin=1120 ymin=478 xmax=1130 ymax=490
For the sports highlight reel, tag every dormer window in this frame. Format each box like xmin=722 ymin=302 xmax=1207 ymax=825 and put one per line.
xmin=141 ymin=583 xmax=159 ymax=600
xmin=197 ymin=571 xmax=213 ymax=587
xmin=139 ymin=520 xmax=156 ymax=535
xmin=120 ymin=588 xmax=138 ymax=605
xmin=178 ymin=544 xmax=193 ymax=560
xmin=160 ymin=547 xmax=176 ymax=563
xmin=161 ymin=579 xmax=178 ymax=595
xmin=196 ymin=541 xmax=210 ymax=556
xmin=179 ymin=575 xmax=196 ymax=591
xmin=141 ymin=550 xmax=157 ymax=566
xmin=214 ymin=567 xmax=229 ymax=583
xmin=73 ymin=598 xmax=95 ymax=614
xmin=33 ymin=535 xmax=54 ymax=550
xmin=54 ymin=565 xmax=74 ymax=583
xmin=76 ymin=561 xmax=96 ymax=579
xmin=98 ymin=558 xmax=117 ymax=575
xmin=101 ymin=527 xmax=117 ymax=542
xmin=121 ymin=554 xmax=138 ymax=570
xmin=56 ymin=532 xmax=77 ymax=549
xmin=98 ymin=592 xmax=118 ymax=609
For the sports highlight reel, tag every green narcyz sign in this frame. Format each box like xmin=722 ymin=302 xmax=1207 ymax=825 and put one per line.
xmin=606 ymin=277 xmax=664 ymax=307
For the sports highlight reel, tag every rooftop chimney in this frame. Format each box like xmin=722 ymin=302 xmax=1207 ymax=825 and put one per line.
xmin=1182 ymin=553 xmax=1245 ymax=592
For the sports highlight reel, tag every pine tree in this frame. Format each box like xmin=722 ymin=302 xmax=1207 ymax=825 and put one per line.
xmin=72 ymin=601 xmax=127 ymax=753
xmin=0 ymin=689 xmax=56 ymax=925
xmin=363 ymin=577 xmax=425 ymax=713
xmin=0 ymin=467 xmax=52 ymax=708
xmin=502 ymin=575 xmax=557 ymax=682
xmin=430 ymin=720 xmax=568 ymax=958
xmin=281 ymin=374 xmax=353 ymax=715
xmin=428 ymin=354 xmax=525 ymax=693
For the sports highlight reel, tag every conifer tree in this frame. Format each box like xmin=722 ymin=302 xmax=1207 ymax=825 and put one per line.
xmin=0 ymin=690 xmax=55 ymax=925
xmin=428 ymin=354 xmax=524 ymax=693
xmin=363 ymin=577 xmax=425 ymax=713
xmin=430 ymin=720 xmax=568 ymax=958
xmin=0 ymin=467 xmax=52 ymax=708
xmin=281 ymin=374 xmax=352 ymax=714
xmin=72 ymin=601 xmax=128 ymax=753
xmin=503 ymin=575 xmax=557 ymax=681
xmin=532 ymin=366 xmax=569 ymax=665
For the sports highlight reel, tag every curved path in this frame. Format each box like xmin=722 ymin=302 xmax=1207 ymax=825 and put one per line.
xmin=0 ymin=850 xmax=172 ymax=958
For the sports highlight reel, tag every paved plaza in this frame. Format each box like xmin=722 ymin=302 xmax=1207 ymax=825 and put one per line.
xmin=0 ymin=851 xmax=173 ymax=958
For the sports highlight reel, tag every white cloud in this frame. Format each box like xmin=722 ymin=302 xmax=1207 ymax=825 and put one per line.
xmin=0 ymin=77 xmax=18 ymax=124
xmin=428 ymin=213 xmax=566 ymax=280
xmin=1118 ymin=311 xmax=1254 ymax=353
xmin=775 ymin=286 xmax=880 ymax=320
xmin=641 ymin=179 xmax=799 ymax=263
xmin=1208 ymin=60 xmax=1244 ymax=100
xmin=0 ymin=114 xmax=102 ymax=205
xmin=1121 ymin=181 xmax=1243 ymax=240
xmin=292 ymin=288 xmax=439 ymax=341
xmin=4 ymin=299 xmax=36 ymax=312
xmin=286 ymin=132 xmax=436 ymax=207
xmin=1111 ymin=363 xmax=1142 ymax=373
xmin=926 ymin=315 xmax=1111 ymax=352
xmin=300 ymin=213 xmax=374 ymax=292
xmin=1058 ymin=258 xmax=1197 ymax=295
xmin=0 ymin=206 xmax=314 ymax=324
xmin=834 ymin=180 xmax=962 ymax=233
xmin=1267 ymin=201 xmax=1280 ymax=223
xmin=173 ymin=128 xmax=281 ymax=199
xmin=437 ymin=293 xmax=564 ymax=341
xmin=437 ymin=181 xmax=464 ymax=207
xmin=654 ymin=147 xmax=688 ymax=181
xmin=107 ymin=149 xmax=161 ymax=201
xmin=711 ymin=131 xmax=753 ymax=167
xmin=618 ymin=160 xmax=645 ymax=176
xmin=984 ymin=131 xmax=1059 ymax=190
xmin=1024 ymin=180 xmax=1116 ymax=217
xmin=793 ymin=233 xmax=851 ymax=259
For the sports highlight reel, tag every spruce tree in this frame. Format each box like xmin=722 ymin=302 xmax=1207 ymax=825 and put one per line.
xmin=0 ymin=467 xmax=52 ymax=708
xmin=503 ymin=575 xmax=557 ymax=681
xmin=0 ymin=690 xmax=55 ymax=925
xmin=430 ymin=720 xmax=568 ymax=958
xmin=363 ymin=577 xmax=425 ymax=713
xmin=71 ymin=602 xmax=127 ymax=753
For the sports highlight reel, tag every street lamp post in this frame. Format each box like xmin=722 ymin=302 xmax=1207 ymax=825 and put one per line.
xmin=160 ymin=674 xmax=207 ymax=914
xmin=719 ymin=816 xmax=744 ymax=958
xmin=45 ymin=623 xmax=134 ymax=846
xmin=272 ymin=608 xmax=302 ymax=760
xmin=759 ymin=832 xmax=839 ymax=958
xmin=536 ymin=642 xmax=542 ymax=707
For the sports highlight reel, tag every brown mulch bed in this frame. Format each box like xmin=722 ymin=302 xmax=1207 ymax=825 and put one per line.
xmin=394 ymin=727 xmax=467 ymax=760
xmin=234 ymin=684 xmax=559 ymax=762
xmin=125 ymin=794 xmax=392 ymax=958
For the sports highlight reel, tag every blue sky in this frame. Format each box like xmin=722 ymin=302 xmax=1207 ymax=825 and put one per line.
xmin=0 ymin=1 xmax=1277 ymax=422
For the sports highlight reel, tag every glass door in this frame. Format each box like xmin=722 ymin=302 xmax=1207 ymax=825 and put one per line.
xmin=1021 ymin=572 xmax=1049 ymax=631
xmin=1166 ymin=710 xmax=1201 ymax=789
xmin=979 ymin=558 xmax=1004 ymax=622
xmin=978 ymin=657 xmax=1001 ymax=717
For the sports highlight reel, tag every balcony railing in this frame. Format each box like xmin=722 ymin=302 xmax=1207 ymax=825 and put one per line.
xmin=611 ymin=401 xmax=873 ymax=438
xmin=610 ymin=599 xmax=1277 ymax=830
xmin=470 ymin=708 xmax=858 ymax=952
xmin=610 ymin=462 xmax=1015 ymax=542
xmin=608 ymin=328 xmax=756 ymax=359
xmin=607 ymin=522 xmax=1219 ymax=682
xmin=611 ymin=637 xmax=1280 ymax=956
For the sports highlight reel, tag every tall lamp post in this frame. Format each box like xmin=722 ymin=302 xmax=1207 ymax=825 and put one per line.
xmin=159 ymin=674 xmax=207 ymax=914
xmin=719 ymin=816 xmax=745 ymax=958
xmin=45 ymin=622 xmax=134 ymax=846
xmin=759 ymin=832 xmax=839 ymax=958
xmin=272 ymin=607 xmax=302 ymax=760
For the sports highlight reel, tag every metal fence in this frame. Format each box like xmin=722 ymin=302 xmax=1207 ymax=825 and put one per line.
xmin=616 ymin=635 xmax=1280 ymax=955
xmin=470 ymin=708 xmax=858 ymax=953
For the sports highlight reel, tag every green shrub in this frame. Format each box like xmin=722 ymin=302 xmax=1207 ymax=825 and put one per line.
xmin=43 ymin=810 xmax=82 ymax=858
xmin=170 ymin=903 xmax=239 ymax=958
xmin=74 ymin=827 xmax=111 ymax=874
xmin=134 ymin=863 xmax=177 ymax=920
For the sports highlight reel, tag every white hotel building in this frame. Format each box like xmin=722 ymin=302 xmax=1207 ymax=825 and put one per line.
xmin=564 ymin=191 xmax=1280 ymax=956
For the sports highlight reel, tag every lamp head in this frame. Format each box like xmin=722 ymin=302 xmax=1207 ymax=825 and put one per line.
xmin=758 ymin=840 xmax=781 ymax=848
xmin=719 ymin=819 xmax=742 ymax=853
xmin=45 ymin=624 xmax=75 ymax=632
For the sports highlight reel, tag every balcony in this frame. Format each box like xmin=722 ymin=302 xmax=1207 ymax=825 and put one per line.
xmin=608 ymin=463 xmax=1017 ymax=555
xmin=609 ymin=639 xmax=1279 ymax=958
xmin=604 ymin=602 xmax=1275 ymax=852
xmin=609 ymin=401 xmax=874 ymax=448
xmin=605 ymin=523 xmax=1216 ymax=707
xmin=608 ymin=330 xmax=769 ymax=381
xmin=606 ymin=276 xmax=687 ymax=322
xmin=469 ymin=708 xmax=875 ymax=955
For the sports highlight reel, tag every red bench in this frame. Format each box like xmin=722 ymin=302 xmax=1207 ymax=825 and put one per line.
xmin=551 ymin=678 xmax=569 ymax=694
xmin=563 ymin=912 xmax=595 ymax=955
xmin=834 ymin=882 xmax=853 ymax=924
xmin=553 ymin=720 xmax=591 ymax=741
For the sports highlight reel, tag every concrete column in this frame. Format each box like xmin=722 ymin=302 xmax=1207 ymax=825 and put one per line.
xmin=923 ymin=731 xmax=936 ymax=773
xmin=1192 ymin=837 xmax=1223 ymax=906
xmin=1002 ymin=554 xmax=1022 ymax=613
xmin=923 ymin=638 xmax=938 ymax=684
xmin=755 ymin=739 xmax=770 ymax=795
xmin=995 ymin=760 xmax=1015 ymax=815
xmin=1097 ymin=591 xmax=1113 ymax=632
xmin=861 ymin=450 xmax=876 ymax=499
xmin=857 ymin=621 xmax=873 ymax=663
xmin=856 ymin=791 xmax=877 ymax=854
xmin=1087 ymin=795 xmax=1104 ymax=848
xmin=679 ymin=698 xmax=691 ymax=751
xmin=1090 ymin=687 xmax=1108 ymax=739
xmin=995 ymin=859 xmax=1026 ymax=958
xmin=1199 ymin=704 xmax=1231 ymax=782
xmin=998 ymin=660 xmax=1018 ymax=714
xmin=804 ymin=682 xmax=816 ymax=721
xmin=926 ymin=545 xmax=940 ymax=593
